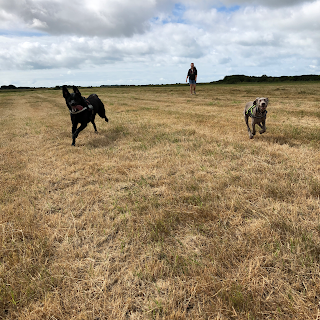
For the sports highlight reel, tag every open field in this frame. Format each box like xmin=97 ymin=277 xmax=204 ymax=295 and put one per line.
xmin=1 ymin=82 xmax=320 ymax=319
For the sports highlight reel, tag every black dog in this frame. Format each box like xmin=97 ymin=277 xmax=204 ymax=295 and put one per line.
xmin=62 ymin=85 xmax=108 ymax=146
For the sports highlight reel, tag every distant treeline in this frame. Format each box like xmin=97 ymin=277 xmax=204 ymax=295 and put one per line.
xmin=1 ymin=85 xmax=34 ymax=90
xmin=216 ymin=74 xmax=320 ymax=84
xmin=2 ymin=74 xmax=320 ymax=89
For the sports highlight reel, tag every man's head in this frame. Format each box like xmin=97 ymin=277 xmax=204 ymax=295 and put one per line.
xmin=191 ymin=63 xmax=194 ymax=68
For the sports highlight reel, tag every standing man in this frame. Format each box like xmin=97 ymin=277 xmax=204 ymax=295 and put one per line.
xmin=186 ymin=63 xmax=197 ymax=95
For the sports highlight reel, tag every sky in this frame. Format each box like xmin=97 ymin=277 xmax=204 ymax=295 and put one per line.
xmin=0 ymin=0 xmax=319 ymax=87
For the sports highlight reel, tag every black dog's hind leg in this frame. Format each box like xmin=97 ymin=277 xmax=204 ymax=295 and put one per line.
xmin=89 ymin=94 xmax=109 ymax=123
xmin=98 ymin=110 xmax=108 ymax=122
xmin=72 ymin=123 xmax=88 ymax=146
xmin=97 ymin=107 xmax=108 ymax=123
xmin=91 ymin=113 xmax=98 ymax=133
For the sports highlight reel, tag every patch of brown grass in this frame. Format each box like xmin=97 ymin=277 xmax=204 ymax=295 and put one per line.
xmin=1 ymin=83 xmax=320 ymax=319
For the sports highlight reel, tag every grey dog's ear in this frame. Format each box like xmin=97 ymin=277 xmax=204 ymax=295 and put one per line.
xmin=253 ymin=98 xmax=259 ymax=106
xmin=266 ymin=98 xmax=269 ymax=103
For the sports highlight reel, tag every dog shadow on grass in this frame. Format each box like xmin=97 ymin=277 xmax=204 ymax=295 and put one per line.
xmin=86 ymin=124 xmax=129 ymax=148
xmin=261 ymin=134 xmax=295 ymax=146
xmin=260 ymin=133 xmax=316 ymax=148
xmin=260 ymin=123 xmax=320 ymax=147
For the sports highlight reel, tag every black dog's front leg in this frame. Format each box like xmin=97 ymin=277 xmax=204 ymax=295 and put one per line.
xmin=72 ymin=123 xmax=87 ymax=146
xmin=72 ymin=123 xmax=78 ymax=135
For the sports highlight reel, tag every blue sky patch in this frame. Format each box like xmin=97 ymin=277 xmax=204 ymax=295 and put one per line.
xmin=154 ymin=3 xmax=187 ymax=25
xmin=172 ymin=3 xmax=186 ymax=18
xmin=0 ymin=30 xmax=47 ymax=37
xmin=217 ymin=5 xmax=241 ymax=13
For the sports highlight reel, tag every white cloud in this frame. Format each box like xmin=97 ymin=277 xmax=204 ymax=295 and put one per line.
xmin=181 ymin=0 xmax=314 ymax=8
xmin=0 ymin=0 xmax=313 ymax=37
xmin=29 ymin=18 xmax=48 ymax=29
xmin=0 ymin=0 xmax=174 ymax=37
xmin=0 ymin=0 xmax=319 ymax=86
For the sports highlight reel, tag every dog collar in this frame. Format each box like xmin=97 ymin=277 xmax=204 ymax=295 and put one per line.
xmin=85 ymin=98 xmax=93 ymax=110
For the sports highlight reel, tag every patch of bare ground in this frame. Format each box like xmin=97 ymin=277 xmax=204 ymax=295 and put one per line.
xmin=1 ymin=83 xmax=320 ymax=319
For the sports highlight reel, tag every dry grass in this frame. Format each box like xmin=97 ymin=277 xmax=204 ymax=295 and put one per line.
xmin=1 ymin=82 xmax=320 ymax=319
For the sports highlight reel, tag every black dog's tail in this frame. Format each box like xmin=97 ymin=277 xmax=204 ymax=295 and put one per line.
xmin=87 ymin=94 xmax=108 ymax=122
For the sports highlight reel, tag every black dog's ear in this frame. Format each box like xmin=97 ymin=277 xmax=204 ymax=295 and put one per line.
xmin=73 ymin=86 xmax=81 ymax=95
xmin=253 ymin=98 xmax=259 ymax=106
xmin=62 ymin=85 xmax=70 ymax=99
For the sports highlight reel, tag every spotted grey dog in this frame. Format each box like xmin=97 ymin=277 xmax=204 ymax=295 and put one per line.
xmin=244 ymin=97 xmax=268 ymax=139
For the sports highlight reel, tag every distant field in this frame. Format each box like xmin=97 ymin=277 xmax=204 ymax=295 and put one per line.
xmin=1 ymin=82 xmax=320 ymax=319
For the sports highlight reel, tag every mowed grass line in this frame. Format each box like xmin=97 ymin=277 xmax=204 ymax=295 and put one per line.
xmin=1 ymin=83 xmax=320 ymax=319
